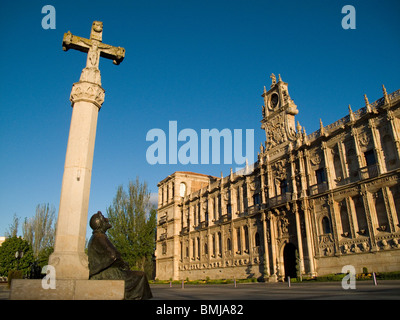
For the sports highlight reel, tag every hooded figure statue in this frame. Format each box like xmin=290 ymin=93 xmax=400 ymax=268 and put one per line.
xmin=87 ymin=211 xmax=153 ymax=300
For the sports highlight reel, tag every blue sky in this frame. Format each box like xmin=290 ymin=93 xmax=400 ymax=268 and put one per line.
xmin=0 ymin=0 xmax=399 ymax=236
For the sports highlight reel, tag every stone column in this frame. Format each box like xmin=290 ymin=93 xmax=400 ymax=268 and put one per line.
xmin=215 ymin=231 xmax=220 ymax=258
xmin=49 ymin=76 xmax=104 ymax=280
xmin=289 ymin=152 xmax=298 ymax=200
xmin=259 ymin=158 xmax=267 ymax=204
xmin=368 ymin=119 xmax=386 ymax=174
xmin=303 ymin=150 xmax=312 ymax=193
xmin=209 ymin=197 xmax=215 ymax=226
xmin=268 ymin=213 xmax=278 ymax=281
xmin=265 ymin=154 xmax=274 ymax=199
xmin=297 ymin=150 xmax=307 ymax=198
xmin=346 ymin=196 xmax=358 ymax=238
xmin=351 ymin=127 xmax=364 ymax=170
xmin=158 ymin=187 xmax=163 ymax=208
xmin=293 ymin=204 xmax=304 ymax=274
xmin=328 ymin=195 xmax=341 ymax=254
xmin=231 ymin=223 xmax=237 ymax=256
xmin=321 ymin=141 xmax=333 ymax=190
xmin=221 ymin=228 xmax=225 ymax=259
xmin=337 ymin=141 xmax=349 ymax=179
xmin=245 ymin=177 xmax=250 ymax=210
xmin=207 ymin=231 xmax=211 ymax=265
xmin=239 ymin=185 xmax=244 ymax=213
xmin=387 ymin=110 xmax=400 ymax=160
xmin=360 ymin=188 xmax=378 ymax=251
xmin=302 ymin=199 xmax=316 ymax=276
xmin=215 ymin=195 xmax=220 ymax=219
xmin=382 ymin=186 xmax=399 ymax=232
xmin=261 ymin=212 xmax=270 ymax=278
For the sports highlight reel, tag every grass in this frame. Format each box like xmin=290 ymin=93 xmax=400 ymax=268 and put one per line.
xmin=150 ymin=271 xmax=400 ymax=284
xmin=150 ymin=277 xmax=258 ymax=285
xmin=291 ymin=270 xmax=400 ymax=282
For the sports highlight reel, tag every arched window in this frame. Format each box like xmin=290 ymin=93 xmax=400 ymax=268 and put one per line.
xmin=166 ymin=185 xmax=169 ymax=202
xmin=180 ymin=182 xmax=186 ymax=197
xmin=197 ymin=237 xmax=201 ymax=258
xmin=218 ymin=232 xmax=222 ymax=255
xmin=243 ymin=226 xmax=249 ymax=252
xmin=227 ymin=238 xmax=231 ymax=251
xmin=236 ymin=228 xmax=241 ymax=252
xmin=322 ymin=216 xmax=331 ymax=234
xmin=212 ymin=234 xmax=216 ymax=256
xmin=340 ymin=202 xmax=350 ymax=236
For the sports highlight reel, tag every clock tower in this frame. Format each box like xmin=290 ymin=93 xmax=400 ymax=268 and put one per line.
xmin=261 ymin=74 xmax=299 ymax=152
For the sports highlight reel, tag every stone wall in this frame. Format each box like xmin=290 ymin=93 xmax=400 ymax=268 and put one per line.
xmin=316 ymin=249 xmax=400 ymax=275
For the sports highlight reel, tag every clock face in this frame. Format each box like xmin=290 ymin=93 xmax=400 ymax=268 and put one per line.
xmin=270 ymin=93 xmax=279 ymax=109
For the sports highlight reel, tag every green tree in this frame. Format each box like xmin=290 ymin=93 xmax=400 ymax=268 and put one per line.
xmin=0 ymin=236 xmax=34 ymax=277
xmin=106 ymin=177 xmax=156 ymax=278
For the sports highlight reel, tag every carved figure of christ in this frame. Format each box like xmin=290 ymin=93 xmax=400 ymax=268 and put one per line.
xmin=62 ymin=21 xmax=125 ymax=69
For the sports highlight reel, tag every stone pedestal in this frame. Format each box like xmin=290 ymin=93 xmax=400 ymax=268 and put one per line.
xmin=268 ymin=274 xmax=278 ymax=282
xmin=10 ymin=279 xmax=125 ymax=300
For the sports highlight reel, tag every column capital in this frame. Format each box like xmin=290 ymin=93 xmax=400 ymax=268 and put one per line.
xmin=70 ymin=81 xmax=105 ymax=109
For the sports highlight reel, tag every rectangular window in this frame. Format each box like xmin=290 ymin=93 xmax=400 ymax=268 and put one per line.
xmin=315 ymin=168 xmax=326 ymax=184
xmin=253 ymin=193 xmax=260 ymax=205
xmin=364 ymin=150 xmax=376 ymax=166
xmin=280 ymin=179 xmax=288 ymax=194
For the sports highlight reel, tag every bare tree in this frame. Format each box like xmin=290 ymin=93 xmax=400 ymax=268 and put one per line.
xmin=22 ymin=203 xmax=56 ymax=258
xmin=5 ymin=213 xmax=19 ymax=238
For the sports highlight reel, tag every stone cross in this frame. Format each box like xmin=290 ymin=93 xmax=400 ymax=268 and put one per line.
xmin=62 ymin=21 xmax=125 ymax=85
xmin=48 ymin=21 xmax=125 ymax=280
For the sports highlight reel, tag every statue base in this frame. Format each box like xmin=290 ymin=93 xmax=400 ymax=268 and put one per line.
xmin=9 ymin=279 xmax=125 ymax=300
xmin=48 ymin=250 xmax=90 ymax=280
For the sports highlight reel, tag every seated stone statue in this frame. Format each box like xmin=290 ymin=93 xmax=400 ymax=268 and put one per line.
xmin=87 ymin=211 xmax=153 ymax=300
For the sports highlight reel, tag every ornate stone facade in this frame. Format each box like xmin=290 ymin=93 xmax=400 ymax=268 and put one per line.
xmin=155 ymin=75 xmax=400 ymax=281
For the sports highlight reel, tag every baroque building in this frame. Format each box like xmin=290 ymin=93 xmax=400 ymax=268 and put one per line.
xmin=155 ymin=75 xmax=400 ymax=281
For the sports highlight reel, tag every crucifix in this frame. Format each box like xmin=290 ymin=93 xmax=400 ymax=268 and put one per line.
xmin=62 ymin=21 xmax=125 ymax=85
xmin=49 ymin=21 xmax=125 ymax=280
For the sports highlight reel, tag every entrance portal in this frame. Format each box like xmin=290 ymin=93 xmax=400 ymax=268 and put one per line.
xmin=283 ymin=243 xmax=297 ymax=281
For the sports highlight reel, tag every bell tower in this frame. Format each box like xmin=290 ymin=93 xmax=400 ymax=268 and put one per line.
xmin=261 ymin=74 xmax=299 ymax=152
